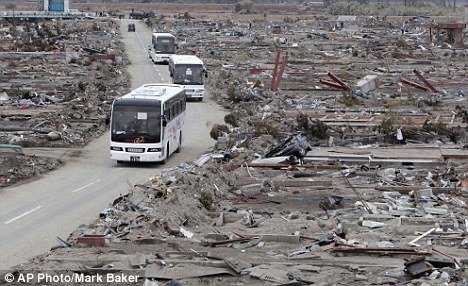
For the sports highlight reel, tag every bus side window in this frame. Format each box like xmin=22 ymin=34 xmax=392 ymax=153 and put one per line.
xmin=165 ymin=107 xmax=170 ymax=121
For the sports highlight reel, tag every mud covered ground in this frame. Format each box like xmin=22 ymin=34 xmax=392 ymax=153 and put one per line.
xmin=0 ymin=152 xmax=61 ymax=188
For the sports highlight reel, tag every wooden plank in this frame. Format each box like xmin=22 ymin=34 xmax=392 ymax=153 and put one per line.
xmin=375 ymin=186 xmax=459 ymax=195
xmin=234 ymin=179 xmax=332 ymax=187
xmin=330 ymin=247 xmax=431 ymax=255
xmin=0 ymin=144 xmax=22 ymax=153
xmin=440 ymin=149 xmax=468 ymax=159
xmin=248 ymin=163 xmax=341 ymax=169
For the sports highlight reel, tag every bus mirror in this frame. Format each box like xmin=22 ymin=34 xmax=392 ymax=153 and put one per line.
xmin=162 ymin=117 xmax=167 ymax=127
xmin=204 ymin=71 xmax=208 ymax=78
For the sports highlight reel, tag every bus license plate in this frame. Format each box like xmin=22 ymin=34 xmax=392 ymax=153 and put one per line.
xmin=130 ymin=156 xmax=140 ymax=162
xmin=127 ymin=148 xmax=144 ymax=153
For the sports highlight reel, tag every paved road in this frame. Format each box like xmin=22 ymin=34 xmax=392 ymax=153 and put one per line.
xmin=0 ymin=20 xmax=224 ymax=269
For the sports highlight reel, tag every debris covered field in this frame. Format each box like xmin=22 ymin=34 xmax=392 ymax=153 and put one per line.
xmin=0 ymin=19 xmax=130 ymax=187
xmin=1 ymin=4 xmax=468 ymax=286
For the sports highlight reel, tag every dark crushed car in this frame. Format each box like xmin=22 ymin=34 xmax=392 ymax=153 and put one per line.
xmin=265 ymin=133 xmax=312 ymax=162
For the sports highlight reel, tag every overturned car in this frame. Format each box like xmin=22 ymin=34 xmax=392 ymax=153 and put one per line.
xmin=265 ymin=132 xmax=312 ymax=164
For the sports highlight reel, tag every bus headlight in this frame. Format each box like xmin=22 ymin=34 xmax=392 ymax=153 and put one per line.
xmin=110 ymin=146 xmax=123 ymax=151
xmin=148 ymin=148 xmax=162 ymax=152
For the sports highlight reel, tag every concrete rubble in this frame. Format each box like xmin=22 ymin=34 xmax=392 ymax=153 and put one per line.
xmin=0 ymin=18 xmax=130 ymax=187
xmin=2 ymin=6 xmax=468 ymax=286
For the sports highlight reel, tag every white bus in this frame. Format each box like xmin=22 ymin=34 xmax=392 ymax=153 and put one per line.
xmin=148 ymin=32 xmax=176 ymax=64
xmin=168 ymin=55 xmax=208 ymax=101
xmin=110 ymin=84 xmax=186 ymax=163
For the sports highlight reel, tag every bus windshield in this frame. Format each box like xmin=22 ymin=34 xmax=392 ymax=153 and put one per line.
xmin=111 ymin=105 xmax=161 ymax=143
xmin=155 ymin=37 xmax=175 ymax=53
xmin=173 ymin=64 xmax=204 ymax=85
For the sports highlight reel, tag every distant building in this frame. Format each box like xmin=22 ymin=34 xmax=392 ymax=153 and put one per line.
xmin=38 ymin=0 xmax=70 ymax=13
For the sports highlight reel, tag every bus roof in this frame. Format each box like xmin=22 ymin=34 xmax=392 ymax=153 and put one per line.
xmin=118 ymin=84 xmax=184 ymax=102
xmin=152 ymin=32 xmax=175 ymax=38
xmin=169 ymin=55 xmax=204 ymax=65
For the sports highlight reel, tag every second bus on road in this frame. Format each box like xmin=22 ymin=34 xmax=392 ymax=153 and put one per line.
xmin=168 ymin=55 xmax=207 ymax=101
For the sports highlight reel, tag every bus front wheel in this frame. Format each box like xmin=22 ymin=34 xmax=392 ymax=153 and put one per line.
xmin=162 ymin=143 xmax=169 ymax=164
xmin=175 ymin=132 xmax=182 ymax=153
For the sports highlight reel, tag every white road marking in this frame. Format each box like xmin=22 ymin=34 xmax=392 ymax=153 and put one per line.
xmin=135 ymin=30 xmax=148 ymax=51
xmin=153 ymin=66 xmax=167 ymax=82
xmin=4 ymin=206 xmax=44 ymax=225
xmin=71 ymin=179 xmax=101 ymax=193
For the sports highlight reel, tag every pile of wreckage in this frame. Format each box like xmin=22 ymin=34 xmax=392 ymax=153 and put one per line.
xmin=191 ymin=16 xmax=468 ymax=147
xmin=0 ymin=147 xmax=61 ymax=187
xmin=9 ymin=134 xmax=467 ymax=285
xmin=0 ymin=19 xmax=130 ymax=187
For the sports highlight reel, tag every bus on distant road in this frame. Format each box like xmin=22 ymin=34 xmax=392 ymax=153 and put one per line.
xmin=168 ymin=55 xmax=207 ymax=101
xmin=110 ymin=84 xmax=186 ymax=163
xmin=148 ymin=32 xmax=176 ymax=64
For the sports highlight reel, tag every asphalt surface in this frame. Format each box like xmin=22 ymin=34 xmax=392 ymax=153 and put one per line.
xmin=0 ymin=19 xmax=225 ymax=269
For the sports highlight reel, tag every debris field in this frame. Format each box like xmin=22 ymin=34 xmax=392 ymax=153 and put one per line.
xmin=0 ymin=19 xmax=130 ymax=187
xmin=2 ymin=7 xmax=468 ymax=286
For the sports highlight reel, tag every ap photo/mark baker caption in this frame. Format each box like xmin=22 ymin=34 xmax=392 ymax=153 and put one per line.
xmin=2 ymin=271 xmax=141 ymax=284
